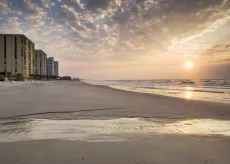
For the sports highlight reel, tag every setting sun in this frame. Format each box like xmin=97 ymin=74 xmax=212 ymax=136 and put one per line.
xmin=184 ymin=61 xmax=194 ymax=70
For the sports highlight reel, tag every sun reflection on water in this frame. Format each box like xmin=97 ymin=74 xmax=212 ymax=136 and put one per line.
xmin=184 ymin=86 xmax=193 ymax=100
xmin=186 ymin=87 xmax=192 ymax=90
xmin=185 ymin=91 xmax=192 ymax=100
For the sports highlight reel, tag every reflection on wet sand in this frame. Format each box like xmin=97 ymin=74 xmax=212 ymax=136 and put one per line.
xmin=0 ymin=118 xmax=229 ymax=142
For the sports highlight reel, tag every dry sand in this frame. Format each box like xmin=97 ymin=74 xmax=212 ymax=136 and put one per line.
xmin=0 ymin=81 xmax=230 ymax=164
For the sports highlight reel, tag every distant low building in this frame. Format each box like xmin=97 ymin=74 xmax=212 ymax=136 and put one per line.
xmin=73 ymin=78 xmax=80 ymax=81
xmin=60 ymin=76 xmax=72 ymax=80
xmin=54 ymin=61 xmax=59 ymax=77
xmin=35 ymin=50 xmax=47 ymax=77
xmin=47 ymin=57 xmax=54 ymax=77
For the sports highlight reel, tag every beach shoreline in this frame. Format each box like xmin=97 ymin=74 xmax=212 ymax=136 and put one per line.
xmin=84 ymin=79 xmax=230 ymax=104
xmin=83 ymin=81 xmax=230 ymax=105
xmin=0 ymin=81 xmax=230 ymax=164
xmin=0 ymin=81 xmax=230 ymax=120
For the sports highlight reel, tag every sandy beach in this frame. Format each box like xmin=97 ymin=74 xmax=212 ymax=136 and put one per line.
xmin=0 ymin=81 xmax=230 ymax=164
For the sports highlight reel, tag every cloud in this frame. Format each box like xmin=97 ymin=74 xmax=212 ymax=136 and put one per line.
xmin=0 ymin=17 xmax=23 ymax=33
xmin=1 ymin=0 xmax=230 ymax=78
xmin=221 ymin=0 xmax=229 ymax=7
xmin=170 ymin=15 xmax=230 ymax=49
xmin=0 ymin=0 xmax=9 ymax=14
xmin=86 ymin=0 xmax=110 ymax=10
xmin=64 ymin=0 xmax=85 ymax=10
xmin=54 ymin=4 xmax=79 ymax=26
xmin=202 ymin=44 xmax=230 ymax=55
xmin=196 ymin=44 xmax=230 ymax=64
xmin=34 ymin=0 xmax=55 ymax=9
xmin=10 ymin=0 xmax=45 ymax=17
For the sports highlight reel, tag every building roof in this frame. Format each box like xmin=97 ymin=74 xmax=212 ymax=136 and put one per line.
xmin=35 ymin=49 xmax=47 ymax=55
xmin=0 ymin=34 xmax=34 ymax=44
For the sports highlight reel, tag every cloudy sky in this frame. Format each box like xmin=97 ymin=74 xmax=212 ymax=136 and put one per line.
xmin=0 ymin=0 xmax=230 ymax=79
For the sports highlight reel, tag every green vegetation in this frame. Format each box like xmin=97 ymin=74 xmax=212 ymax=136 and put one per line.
xmin=17 ymin=73 xmax=22 ymax=77
xmin=0 ymin=72 xmax=6 ymax=76
xmin=7 ymin=72 xmax=12 ymax=77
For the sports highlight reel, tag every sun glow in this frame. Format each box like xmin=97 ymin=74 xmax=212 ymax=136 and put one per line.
xmin=184 ymin=61 xmax=194 ymax=70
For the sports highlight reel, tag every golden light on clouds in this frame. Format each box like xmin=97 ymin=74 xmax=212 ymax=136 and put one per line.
xmin=1 ymin=0 xmax=230 ymax=78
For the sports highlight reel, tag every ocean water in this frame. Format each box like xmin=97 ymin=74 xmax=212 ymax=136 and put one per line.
xmin=85 ymin=79 xmax=230 ymax=104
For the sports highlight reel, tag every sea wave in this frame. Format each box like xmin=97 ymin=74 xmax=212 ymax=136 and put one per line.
xmin=142 ymin=87 xmax=228 ymax=94
xmin=85 ymin=79 xmax=230 ymax=104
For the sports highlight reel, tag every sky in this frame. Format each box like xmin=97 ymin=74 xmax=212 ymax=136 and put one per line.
xmin=0 ymin=0 xmax=230 ymax=79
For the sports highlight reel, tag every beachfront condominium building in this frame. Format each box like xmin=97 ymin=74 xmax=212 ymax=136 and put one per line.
xmin=54 ymin=61 xmax=59 ymax=77
xmin=47 ymin=57 xmax=54 ymax=76
xmin=35 ymin=50 xmax=47 ymax=76
xmin=0 ymin=34 xmax=35 ymax=78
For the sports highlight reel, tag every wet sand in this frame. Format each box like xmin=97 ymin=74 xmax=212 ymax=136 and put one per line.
xmin=0 ymin=81 xmax=230 ymax=164
xmin=1 ymin=135 xmax=230 ymax=164
xmin=0 ymin=81 xmax=230 ymax=120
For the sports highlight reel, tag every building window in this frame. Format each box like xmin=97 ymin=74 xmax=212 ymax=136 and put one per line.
xmin=4 ymin=36 xmax=6 ymax=59
xmin=15 ymin=37 xmax=17 ymax=59
xmin=21 ymin=48 xmax=23 ymax=57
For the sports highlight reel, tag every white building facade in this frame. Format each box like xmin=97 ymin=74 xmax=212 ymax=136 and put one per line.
xmin=0 ymin=34 xmax=35 ymax=78
xmin=35 ymin=50 xmax=47 ymax=76
xmin=47 ymin=57 xmax=54 ymax=76
xmin=54 ymin=61 xmax=59 ymax=77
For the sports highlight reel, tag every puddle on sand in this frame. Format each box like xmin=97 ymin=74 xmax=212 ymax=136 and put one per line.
xmin=0 ymin=118 xmax=230 ymax=142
